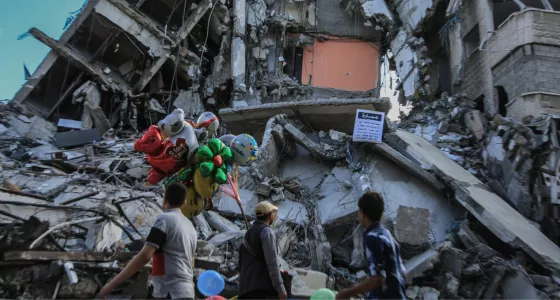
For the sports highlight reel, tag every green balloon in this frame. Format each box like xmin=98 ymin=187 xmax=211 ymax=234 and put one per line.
xmin=310 ymin=289 xmax=336 ymax=300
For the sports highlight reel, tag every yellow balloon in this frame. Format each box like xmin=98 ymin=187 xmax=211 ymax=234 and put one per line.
xmin=194 ymin=168 xmax=218 ymax=199
xmin=180 ymin=186 xmax=204 ymax=217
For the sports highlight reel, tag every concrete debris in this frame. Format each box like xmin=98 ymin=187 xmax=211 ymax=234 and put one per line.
xmin=2 ymin=0 xmax=560 ymax=296
xmin=395 ymin=206 xmax=431 ymax=257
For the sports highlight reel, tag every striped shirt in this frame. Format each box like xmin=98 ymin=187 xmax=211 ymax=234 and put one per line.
xmin=363 ymin=223 xmax=406 ymax=300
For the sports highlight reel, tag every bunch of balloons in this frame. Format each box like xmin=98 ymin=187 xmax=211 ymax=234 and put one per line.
xmin=135 ymin=108 xmax=259 ymax=224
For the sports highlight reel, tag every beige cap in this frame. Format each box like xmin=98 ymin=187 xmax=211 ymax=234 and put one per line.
xmin=255 ymin=201 xmax=278 ymax=216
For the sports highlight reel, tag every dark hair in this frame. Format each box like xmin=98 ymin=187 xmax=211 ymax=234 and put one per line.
xmin=358 ymin=191 xmax=384 ymax=222
xmin=164 ymin=182 xmax=188 ymax=207
xmin=256 ymin=214 xmax=269 ymax=221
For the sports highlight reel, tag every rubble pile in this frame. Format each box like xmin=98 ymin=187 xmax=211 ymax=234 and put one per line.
xmin=1 ymin=98 xmax=560 ymax=298
xmin=483 ymin=114 xmax=560 ymax=242
xmin=398 ymin=92 xmax=487 ymax=179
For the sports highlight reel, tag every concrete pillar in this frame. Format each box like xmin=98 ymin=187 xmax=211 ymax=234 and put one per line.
xmin=232 ymin=0 xmax=247 ymax=103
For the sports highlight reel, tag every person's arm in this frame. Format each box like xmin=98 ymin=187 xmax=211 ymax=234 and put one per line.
xmin=336 ymin=235 xmax=387 ymax=300
xmin=97 ymin=245 xmax=156 ymax=298
xmin=98 ymin=217 xmax=167 ymax=298
xmin=336 ymin=276 xmax=384 ymax=299
xmin=260 ymin=227 xmax=287 ymax=298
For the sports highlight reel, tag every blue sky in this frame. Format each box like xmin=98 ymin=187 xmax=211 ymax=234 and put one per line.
xmin=0 ymin=0 xmax=84 ymax=100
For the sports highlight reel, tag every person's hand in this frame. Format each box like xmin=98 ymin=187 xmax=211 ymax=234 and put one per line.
xmin=336 ymin=290 xmax=349 ymax=300
xmin=279 ymin=291 xmax=288 ymax=300
xmin=96 ymin=284 xmax=112 ymax=299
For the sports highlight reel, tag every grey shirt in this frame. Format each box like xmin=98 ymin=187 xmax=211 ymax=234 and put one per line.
xmin=146 ymin=208 xmax=197 ymax=299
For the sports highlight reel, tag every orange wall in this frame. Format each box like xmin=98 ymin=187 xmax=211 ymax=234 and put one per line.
xmin=302 ymin=39 xmax=379 ymax=92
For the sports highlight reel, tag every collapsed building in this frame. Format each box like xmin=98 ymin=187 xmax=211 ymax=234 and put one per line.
xmin=3 ymin=0 xmax=560 ymax=299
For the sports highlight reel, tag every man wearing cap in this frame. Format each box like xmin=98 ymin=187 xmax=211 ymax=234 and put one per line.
xmin=238 ymin=201 xmax=287 ymax=300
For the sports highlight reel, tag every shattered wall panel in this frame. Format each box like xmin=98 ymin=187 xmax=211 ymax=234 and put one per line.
xmin=315 ymin=0 xmax=380 ymax=39
xmin=392 ymin=31 xmax=418 ymax=97
xmin=95 ymin=0 xmax=167 ymax=56
xmin=395 ymin=0 xmax=434 ymax=31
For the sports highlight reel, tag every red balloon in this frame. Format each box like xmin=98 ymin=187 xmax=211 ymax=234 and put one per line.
xmin=205 ymin=296 xmax=226 ymax=300
xmin=213 ymin=155 xmax=223 ymax=167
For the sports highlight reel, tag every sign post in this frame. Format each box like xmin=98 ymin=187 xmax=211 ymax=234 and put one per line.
xmin=352 ymin=109 xmax=385 ymax=143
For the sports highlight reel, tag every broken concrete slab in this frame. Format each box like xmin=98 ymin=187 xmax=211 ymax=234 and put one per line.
xmin=57 ymin=119 xmax=82 ymax=130
xmin=464 ymin=110 xmax=484 ymax=141
xmin=501 ymin=269 xmax=542 ymax=300
xmin=274 ymin=199 xmax=309 ymax=226
xmin=370 ymin=143 xmax=444 ymax=191
xmin=54 ymin=129 xmax=101 ymax=148
xmin=395 ymin=206 xmax=431 ymax=257
xmin=204 ymin=211 xmax=241 ymax=232
xmin=219 ymin=98 xmax=391 ymax=140
xmin=284 ymin=124 xmax=346 ymax=160
xmin=404 ymin=247 xmax=440 ymax=284
xmin=385 ymin=129 xmax=560 ymax=272
xmin=9 ymin=115 xmax=56 ymax=143
xmin=58 ymin=275 xmax=98 ymax=299
xmin=364 ymin=152 xmax=454 ymax=244
xmin=214 ymin=189 xmax=258 ymax=219
xmin=208 ymin=230 xmax=246 ymax=246
xmin=281 ymin=144 xmax=330 ymax=190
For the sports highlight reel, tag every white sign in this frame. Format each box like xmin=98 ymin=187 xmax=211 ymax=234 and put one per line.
xmin=352 ymin=109 xmax=385 ymax=143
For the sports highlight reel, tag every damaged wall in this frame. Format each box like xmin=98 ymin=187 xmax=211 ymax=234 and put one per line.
xmin=456 ymin=8 xmax=560 ymax=115
xmin=315 ymin=0 xmax=379 ymax=39
xmin=301 ymin=39 xmax=380 ymax=92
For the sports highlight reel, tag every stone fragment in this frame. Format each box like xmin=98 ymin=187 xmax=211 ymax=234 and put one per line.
xmin=204 ymin=211 xmax=240 ymax=232
xmin=438 ymin=121 xmax=449 ymax=133
xmin=442 ymin=272 xmax=459 ymax=298
xmin=58 ymin=276 xmax=98 ymax=299
xmin=501 ymin=270 xmax=541 ymax=300
xmin=439 ymin=247 xmax=466 ymax=278
xmin=193 ymin=213 xmax=213 ymax=240
xmin=197 ymin=240 xmax=218 ymax=256
xmin=456 ymin=223 xmax=481 ymax=248
xmin=420 ymin=287 xmax=440 ymax=300
xmin=406 ymin=286 xmax=420 ymax=299
xmin=257 ymin=181 xmax=272 ymax=196
xmin=208 ymin=230 xmax=246 ymax=246
xmin=404 ymin=247 xmax=440 ymax=284
xmin=464 ymin=110 xmax=485 ymax=140
xmin=395 ymin=206 xmax=431 ymax=257
xmin=462 ymin=263 xmax=482 ymax=277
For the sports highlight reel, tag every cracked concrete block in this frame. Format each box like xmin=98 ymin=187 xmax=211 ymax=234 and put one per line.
xmin=197 ymin=240 xmax=218 ymax=256
xmin=464 ymin=110 xmax=485 ymax=141
xmin=58 ymin=276 xmax=98 ymax=299
xmin=208 ymin=230 xmax=246 ymax=246
xmin=420 ymin=287 xmax=440 ymax=300
xmin=274 ymin=199 xmax=309 ymax=225
xmin=204 ymin=211 xmax=240 ymax=232
xmin=215 ymin=189 xmax=258 ymax=218
xmin=439 ymin=247 xmax=467 ymax=278
xmin=193 ymin=213 xmax=213 ymax=240
xmin=501 ymin=270 xmax=541 ymax=300
xmin=404 ymin=247 xmax=440 ymax=284
xmin=257 ymin=182 xmax=272 ymax=196
xmin=395 ymin=206 xmax=431 ymax=256
xmin=282 ymin=144 xmax=330 ymax=190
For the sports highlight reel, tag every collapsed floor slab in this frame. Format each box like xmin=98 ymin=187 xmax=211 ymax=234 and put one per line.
xmin=386 ymin=129 xmax=560 ymax=273
xmin=219 ymin=98 xmax=392 ymax=139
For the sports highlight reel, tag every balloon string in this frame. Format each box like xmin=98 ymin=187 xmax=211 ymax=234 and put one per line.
xmin=227 ymin=173 xmax=249 ymax=229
